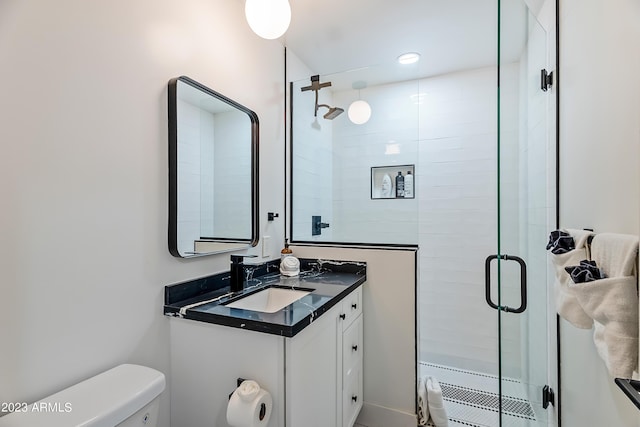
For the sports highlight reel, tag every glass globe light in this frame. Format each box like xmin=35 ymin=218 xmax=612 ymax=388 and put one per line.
xmin=348 ymin=100 xmax=372 ymax=125
xmin=245 ymin=0 xmax=291 ymax=40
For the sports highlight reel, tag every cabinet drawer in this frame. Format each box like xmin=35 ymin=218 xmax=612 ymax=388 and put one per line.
xmin=342 ymin=315 xmax=362 ymax=377
xmin=342 ymin=365 xmax=363 ymax=427
xmin=341 ymin=287 xmax=362 ymax=329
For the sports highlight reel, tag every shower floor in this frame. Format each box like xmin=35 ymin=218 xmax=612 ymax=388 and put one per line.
xmin=419 ymin=362 xmax=544 ymax=427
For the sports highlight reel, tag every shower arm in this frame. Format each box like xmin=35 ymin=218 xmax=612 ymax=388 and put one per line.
xmin=313 ymin=90 xmax=324 ymax=116
xmin=311 ymin=89 xmax=330 ymax=116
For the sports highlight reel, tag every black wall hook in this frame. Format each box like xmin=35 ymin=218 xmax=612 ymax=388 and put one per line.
xmin=541 ymin=69 xmax=553 ymax=92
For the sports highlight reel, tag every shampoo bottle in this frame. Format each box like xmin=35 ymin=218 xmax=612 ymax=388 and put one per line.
xmin=404 ymin=170 xmax=414 ymax=198
xmin=395 ymin=171 xmax=405 ymax=198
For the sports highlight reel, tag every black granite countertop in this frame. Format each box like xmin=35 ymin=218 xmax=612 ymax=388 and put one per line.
xmin=164 ymin=258 xmax=366 ymax=337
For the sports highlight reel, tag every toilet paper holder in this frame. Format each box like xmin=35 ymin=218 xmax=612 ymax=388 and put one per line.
xmin=229 ymin=377 xmax=268 ymax=421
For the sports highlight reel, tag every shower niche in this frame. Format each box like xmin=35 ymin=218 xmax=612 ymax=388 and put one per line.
xmin=371 ymin=165 xmax=415 ymax=200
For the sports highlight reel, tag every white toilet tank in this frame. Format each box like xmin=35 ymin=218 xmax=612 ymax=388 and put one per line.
xmin=0 ymin=364 xmax=165 ymax=427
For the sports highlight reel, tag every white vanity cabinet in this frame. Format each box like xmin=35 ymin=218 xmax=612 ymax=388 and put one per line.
xmin=170 ymin=284 xmax=364 ymax=427
xmin=286 ymin=286 xmax=363 ymax=427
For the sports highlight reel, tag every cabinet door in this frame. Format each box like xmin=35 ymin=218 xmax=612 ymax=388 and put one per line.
xmin=342 ymin=315 xmax=362 ymax=376
xmin=286 ymin=303 xmax=339 ymax=427
xmin=342 ymin=287 xmax=362 ymax=329
xmin=343 ymin=365 xmax=362 ymax=427
xmin=342 ymin=314 xmax=363 ymax=427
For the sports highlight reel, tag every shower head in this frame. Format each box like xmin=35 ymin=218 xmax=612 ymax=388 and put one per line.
xmin=323 ymin=107 xmax=344 ymax=120
xmin=301 ymin=75 xmax=344 ymax=120
xmin=317 ymin=104 xmax=344 ymax=120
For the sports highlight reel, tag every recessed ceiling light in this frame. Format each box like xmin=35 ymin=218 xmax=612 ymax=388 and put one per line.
xmin=397 ymin=52 xmax=421 ymax=65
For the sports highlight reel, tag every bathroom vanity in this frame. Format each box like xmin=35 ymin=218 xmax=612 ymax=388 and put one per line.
xmin=165 ymin=259 xmax=366 ymax=427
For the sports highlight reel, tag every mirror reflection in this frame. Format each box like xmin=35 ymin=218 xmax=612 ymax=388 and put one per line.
xmin=168 ymin=76 xmax=259 ymax=258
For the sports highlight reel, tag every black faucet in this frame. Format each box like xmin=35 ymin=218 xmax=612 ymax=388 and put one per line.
xmin=229 ymin=254 xmax=258 ymax=292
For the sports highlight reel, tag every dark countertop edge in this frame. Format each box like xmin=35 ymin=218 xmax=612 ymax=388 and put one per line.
xmin=165 ymin=276 xmax=366 ymax=338
xmin=164 ymin=258 xmax=365 ymax=306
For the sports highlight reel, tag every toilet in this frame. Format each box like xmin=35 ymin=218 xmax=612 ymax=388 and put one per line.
xmin=0 ymin=364 xmax=165 ymax=427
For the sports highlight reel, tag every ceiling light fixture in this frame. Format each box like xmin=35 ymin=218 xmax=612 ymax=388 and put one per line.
xmin=348 ymin=81 xmax=371 ymax=125
xmin=397 ymin=52 xmax=421 ymax=65
xmin=245 ymin=0 xmax=291 ymax=40
xmin=348 ymin=100 xmax=371 ymax=125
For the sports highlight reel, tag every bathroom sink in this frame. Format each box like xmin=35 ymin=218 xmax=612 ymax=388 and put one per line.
xmin=225 ymin=287 xmax=313 ymax=313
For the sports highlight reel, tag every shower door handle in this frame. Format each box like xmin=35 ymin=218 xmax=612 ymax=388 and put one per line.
xmin=484 ymin=254 xmax=528 ymax=314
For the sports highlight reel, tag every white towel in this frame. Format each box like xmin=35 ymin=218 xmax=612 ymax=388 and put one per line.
xmin=426 ymin=376 xmax=448 ymax=427
xmin=591 ymin=233 xmax=638 ymax=277
xmin=417 ymin=377 xmax=429 ymax=426
xmin=571 ymin=233 xmax=639 ymax=378
xmin=551 ymin=228 xmax=594 ymax=328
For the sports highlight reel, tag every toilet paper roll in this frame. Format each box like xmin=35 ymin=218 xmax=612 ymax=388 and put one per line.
xmin=226 ymin=383 xmax=272 ymax=427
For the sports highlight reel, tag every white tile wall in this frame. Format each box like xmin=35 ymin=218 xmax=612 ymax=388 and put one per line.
xmin=177 ymin=98 xmax=207 ymax=254
xmin=213 ymin=110 xmax=252 ymax=238
xmin=417 ymin=65 xmax=523 ymax=375
xmin=330 ymin=80 xmax=420 ymax=244
xmin=291 ymin=61 xmax=551 ymax=382
xmin=291 ymin=79 xmax=334 ymax=241
xmin=177 ymin=100 xmax=253 ymax=253
xmin=200 ymin=111 xmax=215 ymax=237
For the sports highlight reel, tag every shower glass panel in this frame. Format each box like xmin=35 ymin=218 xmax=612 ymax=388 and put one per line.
xmin=288 ymin=1 xmax=555 ymax=425
xmin=418 ymin=0 xmax=553 ymax=426
xmin=497 ymin=2 xmax=551 ymax=426
xmin=290 ymin=67 xmax=420 ymax=245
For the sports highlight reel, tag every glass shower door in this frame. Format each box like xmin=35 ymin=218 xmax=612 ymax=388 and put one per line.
xmin=494 ymin=1 xmax=553 ymax=425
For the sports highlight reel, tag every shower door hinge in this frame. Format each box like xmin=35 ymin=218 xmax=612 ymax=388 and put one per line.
xmin=542 ymin=385 xmax=555 ymax=409
xmin=541 ymin=69 xmax=553 ymax=92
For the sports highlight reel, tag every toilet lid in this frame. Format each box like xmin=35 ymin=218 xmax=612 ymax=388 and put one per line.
xmin=0 ymin=364 xmax=165 ymax=427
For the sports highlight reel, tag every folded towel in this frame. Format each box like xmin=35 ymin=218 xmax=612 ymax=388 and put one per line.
xmin=417 ymin=377 xmax=429 ymax=426
xmin=571 ymin=275 xmax=638 ymax=377
xmin=591 ymin=233 xmax=638 ymax=278
xmin=546 ymin=230 xmax=575 ymax=254
xmin=571 ymin=233 xmax=639 ymax=378
xmin=426 ymin=376 xmax=448 ymax=427
xmin=565 ymin=260 xmax=606 ymax=283
xmin=550 ymin=229 xmax=595 ymax=328
xmin=565 ymin=228 xmax=594 ymax=253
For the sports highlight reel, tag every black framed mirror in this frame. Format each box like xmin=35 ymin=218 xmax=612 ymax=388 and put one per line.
xmin=168 ymin=76 xmax=259 ymax=258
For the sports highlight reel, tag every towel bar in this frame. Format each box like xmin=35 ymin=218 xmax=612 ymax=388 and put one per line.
xmin=614 ymin=378 xmax=640 ymax=411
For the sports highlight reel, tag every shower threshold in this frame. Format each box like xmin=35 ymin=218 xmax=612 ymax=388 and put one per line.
xmin=419 ymin=362 xmax=543 ymax=427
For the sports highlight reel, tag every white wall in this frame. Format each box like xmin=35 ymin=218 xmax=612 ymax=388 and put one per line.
xmin=291 ymin=245 xmax=417 ymax=427
xmin=0 ymin=1 xmax=285 ymax=426
xmin=559 ymin=0 xmax=640 ymax=426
